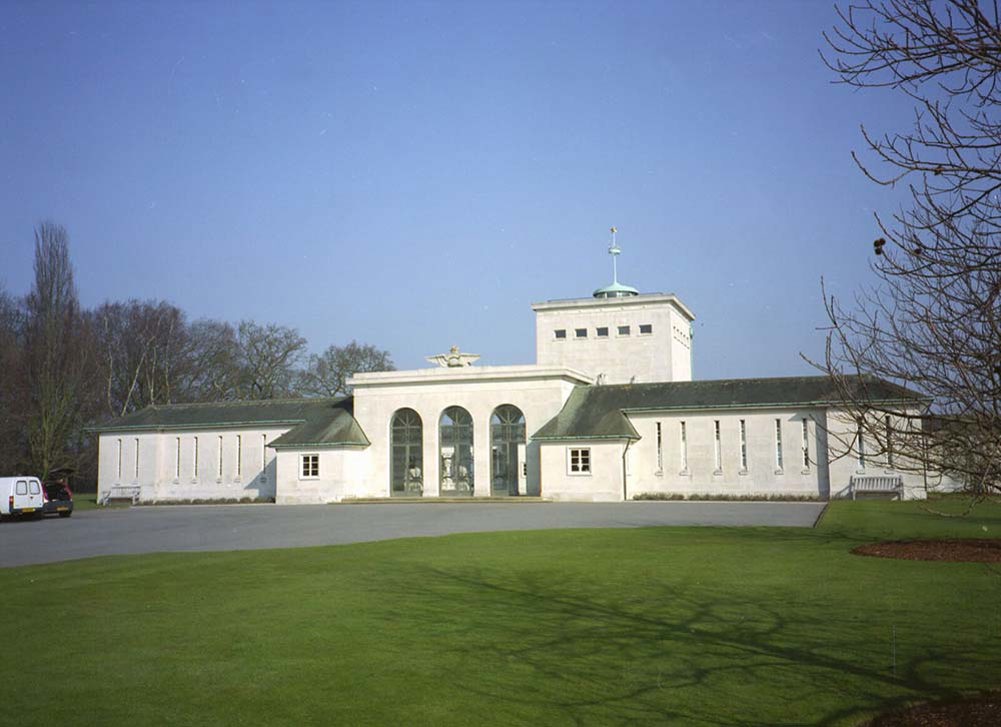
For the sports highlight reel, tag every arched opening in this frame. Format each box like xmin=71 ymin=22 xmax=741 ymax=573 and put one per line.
xmin=390 ymin=408 xmax=423 ymax=497
xmin=439 ymin=406 xmax=474 ymax=497
xmin=491 ymin=405 xmax=526 ymax=496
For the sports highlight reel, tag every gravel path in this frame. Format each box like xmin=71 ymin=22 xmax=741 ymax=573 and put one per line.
xmin=0 ymin=501 xmax=826 ymax=567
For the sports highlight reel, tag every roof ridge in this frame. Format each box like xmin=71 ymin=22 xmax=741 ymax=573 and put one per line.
xmin=147 ymin=396 xmax=344 ymax=411
xmin=592 ymin=375 xmax=831 ymax=390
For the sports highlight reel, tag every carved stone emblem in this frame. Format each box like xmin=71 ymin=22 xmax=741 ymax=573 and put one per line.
xmin=426 ymin=345 xmax=480 ymax=368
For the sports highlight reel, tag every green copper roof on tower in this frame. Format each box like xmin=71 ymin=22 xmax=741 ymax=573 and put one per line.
xmin=593 ymin=226 xmax=639 ymax=298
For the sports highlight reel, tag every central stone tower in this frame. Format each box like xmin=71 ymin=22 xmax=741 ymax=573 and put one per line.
xmin=531 ymin=228 xmax=695 ymax=384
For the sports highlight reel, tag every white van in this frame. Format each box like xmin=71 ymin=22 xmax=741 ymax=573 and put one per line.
xmin=0 ymin=476 xmax=45 ymax=518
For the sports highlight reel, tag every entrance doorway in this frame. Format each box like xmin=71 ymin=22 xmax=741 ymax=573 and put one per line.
xmin=491 ymin=405 xmax=525 ymax=496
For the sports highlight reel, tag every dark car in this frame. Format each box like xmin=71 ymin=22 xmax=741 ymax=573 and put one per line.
xmin=42 ymin=473 xmax=74 ymax=518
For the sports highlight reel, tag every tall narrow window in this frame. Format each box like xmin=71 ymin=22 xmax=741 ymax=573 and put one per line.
xmin=116 ymin=438 xmax=122 ymax=480
xmin=655 ymin=422 xmax=663 ymax=472
xmin=134 ymin=438 xmax=140 ymax=479
xmin=261 ymin=434 xmax=268 ymax=480
xmin=236 ymin=435 xmax=242 ymax=477
xmin=739 ymin=419 xmax=748 ymax=470
xmin=775 ymin=419 xmax=784 ymax=471
xmin=194 ymin=437 xmax=199 ymax=478
xmin=885 ymin=415 xmax=894 ymax=468
xmin=857 ymin=426 xmax=866 ymax=469
xmin=175 ymin=437 xmax=181 ymax=478
xmin=713 ymin=420 xmax=722 ymax=471
xmin=680 ymin=421 xmax=688 ymax=471
xmin=801 ymin=419 xmax=810 ymax=468
xmin=217 ymin=435 xmax=224 ymax=478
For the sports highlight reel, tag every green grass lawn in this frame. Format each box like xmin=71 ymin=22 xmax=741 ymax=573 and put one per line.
xmin=2 ymin=501 xmax=1000 ymax=726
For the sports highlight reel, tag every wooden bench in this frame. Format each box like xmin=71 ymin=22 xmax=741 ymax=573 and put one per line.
xmin=101 ymin=485 xmax=142 ymax=505
xmin=849 ymin=475 xmax=903 ymax=501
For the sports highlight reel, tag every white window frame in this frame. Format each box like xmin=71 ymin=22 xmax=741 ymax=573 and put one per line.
xmin=617 ymin=325 xmax=631 ymax=337
xmin=175 ymin=437 xmax=181 ymax=480
xmin=217 ymin=435 xmax=224 ymax=479
xmin=116 ymin=438 xmax=122 ymax=481
xmin=639 ymin=323 xmax=653 ymax=335
xmin=679 ymin=421 xmax=688 ymax=473
xmin=713 ymin=420 xmax=722 ymax=474
xmin=739 ymin=419 xmax=748 ymax=472
xmin=655 ymin=422 xmax=663 ymax=474
xmin=857 ymin=425 xmax=866 ymax=470
xmin=134 ymin=437 xmax=140 ymax=481
xmin=774 ymin=419 xmax=784 ymax=473
xmin=554 ymin=329 xmax=567 ymax=341
xmin=300 ymin=453 xmax=320 ymax=479
xmin=801 ymin=418 xmax=810 ymax=471
xmin=193 ymin=436 xmax=199 ymax=480
xmin=261 ymin=434 xmax=268 ymax=481
xmin=567 ymin=447 xmax=591 ymax=475
xmin=596 ymin=326 xmax=609 ymax=338
xmin=236 ymin=435 xmax=242 ymax=478
xmin=574 ymin=328 xmax=588 ymax=339
xmin=885 ymin=415 xmax=894 ymax=469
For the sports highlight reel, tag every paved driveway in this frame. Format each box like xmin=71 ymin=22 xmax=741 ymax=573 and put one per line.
xmin=0 ymin=501 xmax=826 ymax=568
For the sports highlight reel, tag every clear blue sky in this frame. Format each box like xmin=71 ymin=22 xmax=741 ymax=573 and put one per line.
xmin=0 ymin=0 xmax=914 ymax=378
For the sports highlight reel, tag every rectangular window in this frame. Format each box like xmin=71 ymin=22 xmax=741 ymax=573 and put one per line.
xmin=639 ymin=323 xmax=653 ymax=334
xmin=300 ymin=454 xmax=319 ymax=478
xmin=775 ymin=419 xmax=784 ymax=471
xmin=617 ymin=325 xmax=631 ymax=336
xmin=596 ymin=326 xmax=609 ymax=337
xmin=236 ymin=435 xmax=242 ymax=477
xmin=116 ymin=438 xmax=122 ymax=480
xmin=194 ymin=437 xmax=199 ymax=478
xmin=261 ymin=434 xmax=268 ymax=480
xmin=857 ymin=426 xmax=866 ymax=469
xmin=217 ymin=435 xmax=224 ymax=478
xmin=554 ymin=329 xmax=566 ymax=340
xmin=680 ymin=421 xmax=688 ymax=471
xmin=739 ymin=419 xmax=748 ymax=470
xmin=655 ymin=422 xmax=663 ymax=472
xmin=713 ymin=420 xmax=722 ymax=471
xmin=574 ymin=328 xmax=587 ymax=338
xmin=134 ymin=438 xmax=140 ymax=479
xmin=568 ymin=448 xmax=591 ymax=474
xmin=885 ymin=415 xmax=894 ymax=468
xmin=801 ymin=419 xmax=810 ymax=468
xmin=175 ymin=437 xmax=181 ymax=479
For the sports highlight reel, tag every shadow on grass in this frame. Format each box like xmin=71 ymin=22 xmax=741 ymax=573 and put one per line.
xmin=369 ymin=559 xmax=996 ymax=726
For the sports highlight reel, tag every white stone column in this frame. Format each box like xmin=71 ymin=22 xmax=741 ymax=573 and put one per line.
xmin=423 ymin=408 xmax=440 ymax=497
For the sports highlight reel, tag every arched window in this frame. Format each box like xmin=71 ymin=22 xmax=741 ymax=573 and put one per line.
xmin=439 ymin=406 xmax=474 ymax=496
xmin=391 ymin=409 xmax=423 ymax=497
xmin=491 ymin=405 xmax=526 ymax=496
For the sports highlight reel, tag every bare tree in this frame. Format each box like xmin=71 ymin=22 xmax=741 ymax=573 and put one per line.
xmin=234 ymin=321 xmax=307 ymax=400
xmin=820 ymin=1 xmax=1001 ymax=496
xmin=0 ymin=283 xmax=28 ymax=471
xmin=299 ymin=341 xmax=395 ymax=397
xmin=23 ymin=222 xmax=95 ymax=479
xmin=95 ymin=300 xmax=188 ymax=416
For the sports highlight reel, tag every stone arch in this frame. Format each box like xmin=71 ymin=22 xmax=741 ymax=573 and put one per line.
xmin=439 ymin=406 xmax=474 ymax=497
xmin=390 ymin=408 xmax=423 ymax=497
xmin=491 ymin=404 xmax=526 ymax=496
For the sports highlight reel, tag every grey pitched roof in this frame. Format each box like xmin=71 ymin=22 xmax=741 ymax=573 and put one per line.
xmin=91 ymin=397 xmax=370 ymax=448
xmin=532 ymin=375 xmax=925 ymax=441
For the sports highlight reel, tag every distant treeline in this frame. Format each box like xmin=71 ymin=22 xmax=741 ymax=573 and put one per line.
xmin=0 ymin=222 xmax=394 ymax=487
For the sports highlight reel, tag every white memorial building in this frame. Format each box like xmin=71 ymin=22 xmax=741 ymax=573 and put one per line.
xmin=94 ymin=233 xmax=928 ymax=504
